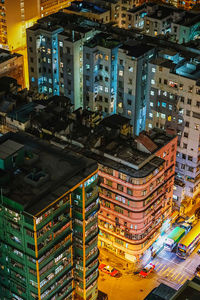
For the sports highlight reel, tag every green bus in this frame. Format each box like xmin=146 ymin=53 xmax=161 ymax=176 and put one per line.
xmin=164 ymin=227 xmax=185 ymax=251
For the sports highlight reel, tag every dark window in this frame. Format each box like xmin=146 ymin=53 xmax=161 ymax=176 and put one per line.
xmin=27 ymin=243 xmax=35 ymax=251
xmin=127 ymin=188 xmax=133 ymax=195
xmin=117 ymin=184 xmax=123 ymax=192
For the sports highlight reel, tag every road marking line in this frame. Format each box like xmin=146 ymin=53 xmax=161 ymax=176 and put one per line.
xmin=174 ymin=273 xmax=182 ymax=281
xmin=155 ymin=263 xmax=163 ymax=271
xmin=172 ymin=272 xmax=180 ymax=280
xmin=166 ymin=269 xmax=174 ymax=278
xmin=160 ymin=267 xmax=169 ymax=276
xmin=180 ymin=276 xmax=188 ymax=285
xmin=177 ymin=274 xmax=185 ymax=282
xmin=157 ymin=265 xmax=166 ymax=273
xmin=168 ymin=270 xmax=178 ymax=279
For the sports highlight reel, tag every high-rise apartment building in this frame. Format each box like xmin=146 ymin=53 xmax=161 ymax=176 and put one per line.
xmin=27 ymin=13 xmax=97 ymax=109
xmin=117 ymin=42 xmax=155 ymax=134
xmin=25 ymin=108 xmax=177 ymax=263
xmin=0 ymin=0 xmax=39 ymax=50
xmin=83 ymin=33 xmax=120 ymax=115
xmin=146 ymin=47 xmax=200 ymax=211
xmin=40 ymin=0 xmax=73 ymax=17
xmin=0 ymin=131 xmax=99 ymax=300
xmin=97 ymin=116 xmax=177 ymax=262
xmin=0 ymin=49 xmax=25 ymax=88
xmin=0 ymin=0 xmax=75 ymax=51
xmin=124 ymin=3 xmax=200 ymax=44
xmin=83 ymin=34 xmax=156 ymax=134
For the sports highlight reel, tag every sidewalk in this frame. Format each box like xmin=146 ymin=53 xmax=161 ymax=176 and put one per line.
xmin=99 ymin=248 xmax=138 ymax=273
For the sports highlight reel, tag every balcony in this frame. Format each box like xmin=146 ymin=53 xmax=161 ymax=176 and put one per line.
xmin=85 ymin=203 xmax=100 ymax=220
xmin=38 ymin=226 xmax=71 ymax=258
xmin=38 ymin=235 xmax=71 ymax=268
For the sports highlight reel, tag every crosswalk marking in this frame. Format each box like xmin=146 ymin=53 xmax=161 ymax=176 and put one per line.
xmin=173 ymin=272 xmax=181 ymax=280
xmin=165 ymin=268 xmax=174 ymax=278
xmin=155 ymin=263 xmax=163 ymax=271
xmin=177 ymin=274 xmax=185 ymax=282
xmin=160 ymin=267 xmax=169 ymax=276
xmin=168 ymin=271 xmax=178 ymax=279
xmin=180 ymin=276 xmax=189 ymax=285
xmin=158 ymin=265 xmax=166 ymax=273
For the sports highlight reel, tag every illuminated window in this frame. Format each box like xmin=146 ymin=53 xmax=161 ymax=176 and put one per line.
xmin=148 ymin=123 xmax=152 ymax=128
xmin=119 ymin=70 xmax=123 ymax=76
xmin=162 ymin=102 xmax=166 ymax=108
xmin=151 ymin=79 xmax=155 ymax=84
xmin=99 ymin=86 xmax=103 ymax=91
xmin=150 ymin=90 xmax=154 ymax=96
xmin=59 ymin=41 xmax=63 ymax=47
xmin=149 ymin=112 xmax=153 ymax=118
xmin=47 ymin=48 xmax=51 ymax=54
xmin=168 ymin=116 xmax=171 ymax=121
xmin=161 ymin=113 xmax=165 ymax=119
xmin=169 ymin=105 xmax=172 ymax=110
xmin=128 ymin=66 xmax=133 ymax=72
xmin=157 ymin=112 xmax=160 ymax=117
xmin=152 ymin=67 xmax=156 ymax=73
xmin=150 ymin=102 xmax=153 ymax=107
xmin=169 ymin=80 xmax=178 ymax=88
xmin=105 ymin=87 xmax=108 ymax=93
xmin=105 ymin=55 xmax=108 ymax=61
xmin=118 ymin=102 xmax=122 ymax=108
xmin=128 ymin=110 xmax=131 ymax=116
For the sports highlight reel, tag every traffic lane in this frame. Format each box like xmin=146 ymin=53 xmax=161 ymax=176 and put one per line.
xmin=98 ymin=268 xmax=158 ymax=300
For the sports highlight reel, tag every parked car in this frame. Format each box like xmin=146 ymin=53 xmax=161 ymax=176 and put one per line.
xmin=139 ymin=263 xmax=155 ymax=278
xmin=98 ymin=264 xmax=119 ymax=277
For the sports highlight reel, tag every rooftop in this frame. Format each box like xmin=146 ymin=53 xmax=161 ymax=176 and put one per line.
xmin=0 ymin=140 xmax=24 ymax=160
xmin=0 ymin=132 xmax=97 ymax=216
xmin=84 ymin=32 xmax=120 ymax=49
xmin=65 ymin=1 xmax=108 ymax=15
xmin=120 ymin=41 xmax=154 ymax=58
xmin=0 ymin=49 xmax=21 ymax=64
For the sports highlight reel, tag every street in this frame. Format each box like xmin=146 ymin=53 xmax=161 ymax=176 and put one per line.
xmin=98 ymin=244 xmax=200 ymax=300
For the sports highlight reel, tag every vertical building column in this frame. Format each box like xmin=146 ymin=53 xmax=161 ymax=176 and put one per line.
xmin=33 ymin=218 xmax=41 ymax=300
xmin=82 ymin=184 xmax=86 ymax=299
